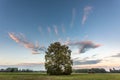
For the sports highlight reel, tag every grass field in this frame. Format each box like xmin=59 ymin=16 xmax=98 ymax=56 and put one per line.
xmin=0 ymin=72 xmax=120 ymax=80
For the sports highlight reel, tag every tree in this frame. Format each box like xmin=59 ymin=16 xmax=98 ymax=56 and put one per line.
xmin=109 ymin=68 xmax=120 ymax=73
xmin=6 ymin=68 xmax=18 ymax=72
xmin=45 ymin=42 xmax=73 ymax=75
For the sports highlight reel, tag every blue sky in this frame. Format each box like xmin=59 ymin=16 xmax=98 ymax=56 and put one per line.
xmin=0 ymin=0 xmax=120 ymax=70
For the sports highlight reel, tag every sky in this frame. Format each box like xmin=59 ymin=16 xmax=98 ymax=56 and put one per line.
xmin=0 ymin=0 xmax=120 ymax=71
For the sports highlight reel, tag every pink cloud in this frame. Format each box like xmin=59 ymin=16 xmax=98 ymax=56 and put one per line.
xmin=8 ymin=32 xmax=20 ymax=43
xmin=53 ymin=25 xmax=58 ymax=35
xmin=47 ymin=27 xmax=51 ymax=33
xmin=82 ymin=6 xmax=92 ymax=25
xmin=64 ymin=40 xmax=101 ymax=53
xmin=8 ymin=32 xmax=45 ymax=54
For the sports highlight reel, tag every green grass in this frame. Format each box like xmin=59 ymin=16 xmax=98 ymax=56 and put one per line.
xmin=0 ymin=72 xmax=120 ymax=80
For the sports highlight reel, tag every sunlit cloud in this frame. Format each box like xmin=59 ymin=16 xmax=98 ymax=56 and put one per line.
xmin=8 ymin=32 xmax=46 ymax=54
xmin=111 ymin=53 xmax=120 ymax=57
xmin=8 ymin=32 xmax=21 ymax=43
xmin=70 ymin=8 xmax=76 ymax=27
xmin=82 ymin=6 xmax=92 ymax=25
xmin=65 ymin=40 xmax=101 ymax=53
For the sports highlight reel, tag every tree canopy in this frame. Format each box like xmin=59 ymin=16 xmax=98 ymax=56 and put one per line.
xmin=45 ymin=42 xmax=73 ymax=75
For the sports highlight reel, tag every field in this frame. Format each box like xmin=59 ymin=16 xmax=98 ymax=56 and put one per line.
xmin=0 ymin=72 xmax=120 ymax=80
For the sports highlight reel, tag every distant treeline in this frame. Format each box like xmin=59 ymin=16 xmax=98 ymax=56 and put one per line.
xmin=0 ymin=67 xmax=120 ymax=73
xmin=109 ymin=68 xmax=120 ymax=73
xmin=0 ymin=68 xmax=33 ymax=72
xmin=73 ymin=68 xmax=106 ymax=73
xmin=73 ymin=68 xmax=120 ymax=73
xmin=0 ymin=67 xmax=47 ymax=72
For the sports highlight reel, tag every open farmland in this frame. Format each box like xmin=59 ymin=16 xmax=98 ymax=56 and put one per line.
xmin=0 ymin=72 xmax=120 ymax=80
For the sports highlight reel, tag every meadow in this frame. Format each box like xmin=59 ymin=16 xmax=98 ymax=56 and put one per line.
xmin=0 ymin=72 xmax=120 ymax=80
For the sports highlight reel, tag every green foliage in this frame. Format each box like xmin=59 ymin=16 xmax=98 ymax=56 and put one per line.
xmin=45 ymin=42 xmax=73 ymax=75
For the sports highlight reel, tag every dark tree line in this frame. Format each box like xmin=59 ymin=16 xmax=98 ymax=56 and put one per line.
xmin=73 ymin=68 xmax=107 ymax=73
xmin=0 ymin=68 xmax=33 ymax=72
xmin=109 ymin=68 xmax=120 ymax=73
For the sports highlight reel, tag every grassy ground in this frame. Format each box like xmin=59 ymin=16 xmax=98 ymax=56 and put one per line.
xmin=0 ymin=72 xmax=120 ymax=80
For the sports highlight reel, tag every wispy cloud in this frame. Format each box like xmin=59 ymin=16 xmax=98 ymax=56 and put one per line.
xmin=61 ymin=24 xmax=65 ymax=33
xmin=38 ymin=26 xmax=42 ymax=34
xmin=65 ymin=40 xmax=101 ymax=53
xmin=111 ymin=53 xmax=120 ymax=57
xmin=47 ymin=26 xmax=51 ymax=33
xmin=38 ymin=26 xmax=44 ymax=37
xmin=91 ymin=54 xmax=97 ymax=58
xmin=82 ymin=6 xmax=92 ymax=25
xmin=64 ymin=37 xmax=71 ymax=45
xmin=73 ymin=57 xmax=90 ymax=61
xmin=8 ymin=32 xmax=22 ymax=43
xmin=82 ymin=35 xmax=89 ymax=40
xmin=73 ymin=59 xmax=102 ymax=65
xmin=53 ymin=25 xmax=58 ymax=35
xmin=17 ymin=62 xmax=44 ymax=66
xmin=70 ymin=8 xmax=76 ymax=27
xmin=8 ymin=32 xmax=46 ymax=54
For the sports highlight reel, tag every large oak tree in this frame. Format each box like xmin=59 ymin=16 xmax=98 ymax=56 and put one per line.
xmin=45 ymin=42 xmax=72 ymax=75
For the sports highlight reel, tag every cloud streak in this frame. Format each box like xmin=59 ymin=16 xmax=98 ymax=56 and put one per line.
xmin=111 ymin=53 xmax=120 ymax=57
xmin=61 ymin=24 xmax=65 ymax=33
xmin=53 ymin=25 xmax=58 ymax=35
xmin=8 ymin=32 xmax=46 ymax=54
xmin=65 ymin=40 xmax=101 ymax=53
xmin=73 ymin=57 xmax=90 ymax=61
xmin=47 ymin=27 xmax=51 ymax=33
xmin=70 ymin=8 xmax=76 ymax=27
xmin=17 ymin=62 xmax=44 ymax=66
xmin=82 ymin=6 xmax=92 ymax=25
xmin=38 ymin=26 xmax=42 ymax=34
xmin=73 ymin=59 xmax=102 ymax=65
